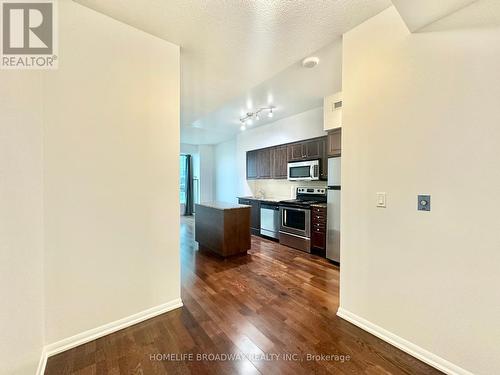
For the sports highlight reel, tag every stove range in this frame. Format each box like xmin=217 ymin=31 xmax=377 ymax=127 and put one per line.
xmin=278 ymin=187 xmax=327 ymax=253
xmin=279 ymin=199 xmax=321 ymax=208
xmin=279 ymin=187 xmax=327 ymax=208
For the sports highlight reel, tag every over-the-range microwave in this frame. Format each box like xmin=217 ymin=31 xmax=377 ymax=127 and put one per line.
xmin=287 ymin=160 xmax=320 ymax=181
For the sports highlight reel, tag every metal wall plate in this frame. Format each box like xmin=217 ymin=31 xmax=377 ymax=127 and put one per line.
xmin=418 ymin=195 xmax=431 ymax=211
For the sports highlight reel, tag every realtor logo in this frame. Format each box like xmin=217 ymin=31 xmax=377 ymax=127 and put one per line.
xmin=1 ymin=0 xmax=57 ymax=69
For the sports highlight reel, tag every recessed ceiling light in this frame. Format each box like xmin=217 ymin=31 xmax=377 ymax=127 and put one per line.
xmin=240 ymin=125 xmax=246 ymax=131
xmin=302 ymin=56 xmax=320 ymax=68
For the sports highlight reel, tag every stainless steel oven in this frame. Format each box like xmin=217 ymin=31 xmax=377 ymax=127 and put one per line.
xmin=278 ymin=187 xmax=326 ymax=253
xmin=287 ymin=160 xmax=320 ymax=181
xmin=279 ymin=206 xmax=311 ymax=239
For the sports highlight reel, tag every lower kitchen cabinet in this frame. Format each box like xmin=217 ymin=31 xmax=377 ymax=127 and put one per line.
xmin=311 ymin=206 xmax=327 ymax=255
xmin=238 ymin=198 xmax=260 ymax=235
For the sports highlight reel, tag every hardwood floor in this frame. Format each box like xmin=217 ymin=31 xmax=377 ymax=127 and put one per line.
xmin=45 ymin=217 xmax=441 ymax=374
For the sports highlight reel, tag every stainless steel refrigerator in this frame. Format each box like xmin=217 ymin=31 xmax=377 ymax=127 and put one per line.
xmin=326 ymin=157 xmax=341 ymax=263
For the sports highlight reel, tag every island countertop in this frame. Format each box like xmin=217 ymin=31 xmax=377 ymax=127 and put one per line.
xmin=198 ymin=201 xmax=250 ymax=210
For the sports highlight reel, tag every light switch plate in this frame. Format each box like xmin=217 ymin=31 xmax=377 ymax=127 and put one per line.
xmin=376 ymin=192 xmax=386 ymax=208
xmin=418 ymin=195 xmax=431 ymax=211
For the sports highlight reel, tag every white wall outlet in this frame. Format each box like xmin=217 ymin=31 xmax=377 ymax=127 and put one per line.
xmin=376 ymin=192 xmax=386 ymax=208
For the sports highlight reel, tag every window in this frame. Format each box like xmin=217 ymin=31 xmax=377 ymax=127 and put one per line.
xmin=180 ymin=155 xmax=187 ymax=204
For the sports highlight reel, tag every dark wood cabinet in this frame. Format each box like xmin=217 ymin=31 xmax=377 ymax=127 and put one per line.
xmin=304 ymin=139 xmax=323 ymax=159
xmin=287 ymin=137 xmax=326 ymax=162
xmin=257 ymin=148 xmax=272 ymax=179
xmin=327 ymin=129 xmax=341 ymax=157
xmin=195 ymin=203 xmax=251 ymax=257
xmin=287 ymin=142 xmax=305 ymax=161
xmin=247 ymin=148 xmax=272 ymax=179
xmin=250 ymin=200 xmax=260 ymax=235
xmin=246 ymin=150 xmax=258 ymax=179
xmin=319 ymin=137 xmax=328 ymax=180
xmin=246 ymin=135 xmax=334 ymax=180
xmin=238 ymin=198 xmax=260 ymax=236
xmin=271 ymin=146 xmax=287 ymax=179
xmin=311 ymin=206 xmax=327 ymax=255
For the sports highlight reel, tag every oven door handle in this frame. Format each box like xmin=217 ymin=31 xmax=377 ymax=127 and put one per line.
xmin=283 ymin=210 xmax=287 ymax=225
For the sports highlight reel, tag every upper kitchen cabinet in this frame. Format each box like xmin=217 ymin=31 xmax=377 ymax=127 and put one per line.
xmin=327 ymin=128 xmax=341 ymax=157
xmin=246 ymin=148 xmax=272 ymax=179
xmin=304 ymin=138 xmax=324 ymax=160
xmin=287 ymin=142 xmax=304 ymax=161
xmin=324 ymin=92 xmax=342 ymax=131
xmin=246 ymin=136 xmax=329 ymax=180
xmin=271 ymin=146 xmax=287 ymax=179
xmin=287 ymin=137 xmax=326 ymax=162
xmin=257 ymin=147 xmax=272 ymax=179
xmin=246 ymin=150 xmax=258 ymax=179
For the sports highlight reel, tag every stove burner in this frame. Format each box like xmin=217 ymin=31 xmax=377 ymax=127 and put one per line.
xmin=279 ymin=187 xmax=327 ymax=208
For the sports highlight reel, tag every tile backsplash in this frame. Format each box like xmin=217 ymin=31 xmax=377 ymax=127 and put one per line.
xmin=247 ymin=179 xmax=327 ymax=200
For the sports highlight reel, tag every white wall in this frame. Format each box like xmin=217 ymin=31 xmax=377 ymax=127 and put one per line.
xmin=42 ymin=0 xmax=180 ymax=344
xmin=236 ymin=107 xmax=327 ymax=199
xmin=180 ymin=143 xmax=198 ymax=155
xmin=341 ymin=6 xmax=500 ymax=375
xmin=214 ymin=139 xmax=238 ymax=202
xmin=0 ymin=74 xmax=44 ymax=374
xmin=198 ymin=145 xmax=215 ymax=202
xmin=181 ymin=143 xmax=213 ymax=204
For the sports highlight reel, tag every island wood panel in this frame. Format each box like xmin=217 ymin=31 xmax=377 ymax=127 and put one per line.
xmin=195 ymin=203 xmax=251 ymax=257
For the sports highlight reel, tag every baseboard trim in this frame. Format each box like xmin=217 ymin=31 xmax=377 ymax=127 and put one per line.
xmin=336 ymin=307 xmax=473 ymax=375
xmin=42 ymin=298 xmax=183 ymax=367
xmin=36 ymin=350 xmax=48 ymax=375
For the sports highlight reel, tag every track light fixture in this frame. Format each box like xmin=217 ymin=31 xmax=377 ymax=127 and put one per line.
xmin=239 ymin=106 xmax=276 ymax=129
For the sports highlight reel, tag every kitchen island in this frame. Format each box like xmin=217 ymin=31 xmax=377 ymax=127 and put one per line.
xmin=195 ymin=202 xmax=251 ymax=257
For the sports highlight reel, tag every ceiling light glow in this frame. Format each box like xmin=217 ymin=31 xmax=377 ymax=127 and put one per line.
xmin=239 ymin=106 xmax=275 ymax=124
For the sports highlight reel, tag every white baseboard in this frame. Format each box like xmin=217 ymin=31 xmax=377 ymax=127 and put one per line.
xmin=36 ymin=350 xmax=48 ymax=375
xmin=336 ymin=307 xmax=473 ymax=375
xmin=37 ymin=298 xmax=183 ymax=375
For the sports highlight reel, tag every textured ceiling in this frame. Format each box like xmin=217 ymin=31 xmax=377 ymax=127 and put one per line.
xmin=392 ymin=0 xmax=479 ymax=31
xmin=74 ymin=0 xmax=391 ymax=143
xmin=182 ymin=38 xmax=343 ymax=144
xmin=421 ymin=0 xmax=500 ymax=32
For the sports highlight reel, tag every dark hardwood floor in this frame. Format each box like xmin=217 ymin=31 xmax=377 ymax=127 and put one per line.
xmin=45 ymin=216 xmax=441 ymax=374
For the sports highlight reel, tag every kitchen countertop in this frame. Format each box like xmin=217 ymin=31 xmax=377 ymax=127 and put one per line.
xmin=197 ymin=201 xmax=251 ymax=210
xmin=237 ymin=196 xmax=282 ymax=203
xmin=310 ymin=203 xmax=327 ymax=208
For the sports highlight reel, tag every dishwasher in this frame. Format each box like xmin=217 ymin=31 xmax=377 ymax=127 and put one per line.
xmin=260 ymin=203 xmax=280 ymax=239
